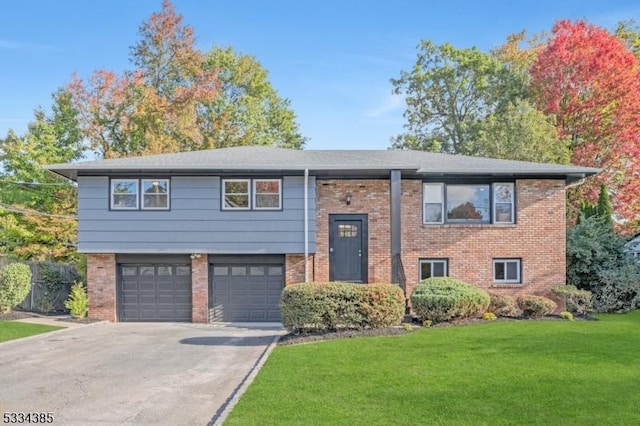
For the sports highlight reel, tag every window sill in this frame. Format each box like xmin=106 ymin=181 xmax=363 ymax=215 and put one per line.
xmin=422 ymin=223 xmax=516 ymax=229
xmin=490 ymin=283 xmax=522 ymax=288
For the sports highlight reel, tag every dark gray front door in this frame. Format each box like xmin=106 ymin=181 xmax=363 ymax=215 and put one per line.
xmin=210 ymin=257 xmax=284 ymax=322
xmin=329 ymin=214 xmax=368 ymax=283
xmin=118 ymin=263 xmax=192 ymax=322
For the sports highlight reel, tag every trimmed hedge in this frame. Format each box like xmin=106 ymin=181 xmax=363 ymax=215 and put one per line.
xmin=517 ymin=295 xmax=557 ymax=318
xmin=0 ymin=263 xmax=32 ymax=313
xmin=281 ymin=282 xmax=405 ymax=333
xmin=410 ymin=277 xmax=490 ymax=323
xmin=551 ymin=285 xmax=593 ymax=315
xmin=488 ymin=293 xmax=517 ymax=317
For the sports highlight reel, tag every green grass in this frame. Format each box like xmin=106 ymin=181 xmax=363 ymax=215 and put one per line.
xmin=0 ymin=321 xmax=63 ymax=343
xmin=226 ymin=312 xmax=640 ymax=425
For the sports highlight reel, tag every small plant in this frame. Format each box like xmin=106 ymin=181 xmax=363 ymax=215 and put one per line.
xmin=65 ymin=282 xmax=88 ymax=319
xmin=517 ymin=295 xmax=557 ymax=318
xmin=422 ymin=319 xmax=433 ymax=328
xmin=488 ymin=293 xmax=517 ymax=317
xmin=402 ymin=323 xmax=413 ymax=331
xmin=482 ymin=312 xmax=497 ymax=321
xmin=560 ymin=311 xmax=574 ymax=321
xmin=0 ymin=263 xmax=32 ymax=313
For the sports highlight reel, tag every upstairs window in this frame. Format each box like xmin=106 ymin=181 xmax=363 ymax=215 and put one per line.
xmin=142 ymin=179 xmax=170 ymax=209
xmin=111 ymin=179 xmax=139 ymax=210
xmin=111 ymin=179 xmax=170 ymax=210
xmin=223 ymin=179 xmax=250 ymax=210
xmin=423 ymin=182 xmax=515 ymax=224
xmin=222 ymin=178 xmax=282 ymax=210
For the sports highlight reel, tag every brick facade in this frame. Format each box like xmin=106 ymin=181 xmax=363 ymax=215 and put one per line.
xmin=312 ymin=178 xmax=567 ymax=303
xmin=285 ymin=254 xmax=315 ymax=284
xmin=400 ymin=179 xmax=566 ymax=300
xmin=86 ymin=253 xmax=117 ymax=322
xmin=315 ymin=179 xmax=392 ymax=283
xmin=191 ymin=254 xmax=209 ymax=323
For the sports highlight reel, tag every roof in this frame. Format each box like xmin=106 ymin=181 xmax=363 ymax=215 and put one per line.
xmin=45 ymin=146 xmax=600 ymax=182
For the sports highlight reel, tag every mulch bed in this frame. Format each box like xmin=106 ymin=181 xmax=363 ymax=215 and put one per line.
xmin=278 ymin=314 xmax=598 ymax=346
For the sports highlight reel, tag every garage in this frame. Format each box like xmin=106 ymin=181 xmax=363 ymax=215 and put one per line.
xmin=117 ymin=254 xmax=192 ymax=322
xmin=210 ymin=255 xmax=284 ymax=322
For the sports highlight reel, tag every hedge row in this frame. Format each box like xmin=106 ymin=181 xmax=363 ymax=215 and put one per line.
xmin=281 ymin=282 xmax=405 ymax=332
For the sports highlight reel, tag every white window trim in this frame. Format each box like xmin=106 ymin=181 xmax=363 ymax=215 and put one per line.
xmin=423 ymin=183 xmax=445 ymax=224
xmin=111 ymin=179 xmax=139 ymax=210
xmin=222 ymin=179 xmax=251 ymax=210
xmin=492 ymin=182 xmax=515 ymax=224
xmin=419 ymin=258 xmax=448 ymax=280
xmin=253 ymin=179 xmax=282 ymax=210
xmin=141 ymin=179 xmax=170 ymax=210
xmin=493 ymin=259 xmax=521 ymax=284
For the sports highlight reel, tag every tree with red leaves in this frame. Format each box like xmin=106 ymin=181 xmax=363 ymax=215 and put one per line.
xmin=531 ymin=20 xmax=640 ymax=231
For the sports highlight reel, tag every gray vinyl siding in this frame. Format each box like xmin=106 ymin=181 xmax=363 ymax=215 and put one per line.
xmin=77 ymin=176 xmax=316 ymax=253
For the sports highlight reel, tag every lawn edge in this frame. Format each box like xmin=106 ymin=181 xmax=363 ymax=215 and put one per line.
xmin=0 ymin=320 xmax=107 ymax=346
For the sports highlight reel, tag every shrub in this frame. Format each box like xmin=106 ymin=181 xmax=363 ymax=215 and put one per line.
xmin=488 ymin=294 xmax=517 ymax=317
xmin=281 ymin=282 xmax=404 ymax=333
xmin=551 ymin=285 xmax=593 ymax=315
xmin=65 ymin=282 xmax=88 ymax=319
xmin=0 ymin=263 xmax=32 ymax=313
xmin=560 ymin=311 xmax=574 ymax=321
xmin=482 ymin=312 xmax=497 ymax=321
xmin=410 ymin=277 xmax=490 ymax=323
xmin=517 ymin=295 xmax=557 ymax=318
xmin=402 ymin=323 xmax=413 ymax=331
xmin=37 ymin=263 xmax=67 ymax=313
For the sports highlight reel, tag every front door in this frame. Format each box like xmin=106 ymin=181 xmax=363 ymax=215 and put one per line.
xmin=329 ymin=214 xmax=368 ymax=283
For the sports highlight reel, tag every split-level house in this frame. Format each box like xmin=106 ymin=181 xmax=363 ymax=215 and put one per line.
xmin=46 ymin=146 xmax=598 ymax=323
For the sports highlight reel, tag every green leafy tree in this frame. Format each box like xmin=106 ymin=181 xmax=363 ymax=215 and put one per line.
xmin=200 ymin=46 xmax=306 ymax=149
xmin=0 ymin=90 xmax=83 ymax=261
xmin=0 ymin=263 xmax=32 ymax=313
xmin=615 ymin=19 xmax=640 ymax=60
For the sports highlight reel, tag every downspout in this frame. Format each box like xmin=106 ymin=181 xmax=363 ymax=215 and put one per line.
xmin=304 ymin=168 xmax=309 ymax=282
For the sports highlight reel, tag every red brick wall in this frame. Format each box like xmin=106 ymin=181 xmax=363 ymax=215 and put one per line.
xmin=191 ymin=254 xmax=208 ymax=323
xmin=315 ymin=179 xmax=392 ymax=283
xmin=86 ymin=253 xmax=116 ymax=322
xmin=285 ymin=254 xmax=315 ymax=284
xmin=401 ymin=179 xmax=566 ymax=300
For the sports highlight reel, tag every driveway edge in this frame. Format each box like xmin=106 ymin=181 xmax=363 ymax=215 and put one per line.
xmin=0 ymin=320 xmax=108 ymax=347
xmin=209 ymin=333 xmax=281 ymax=426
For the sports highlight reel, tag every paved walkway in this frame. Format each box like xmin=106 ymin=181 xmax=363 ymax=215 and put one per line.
xmin=1 ymin=318 xmax=284 ymax=425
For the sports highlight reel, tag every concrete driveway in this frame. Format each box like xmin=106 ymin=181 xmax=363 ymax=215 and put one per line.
xmin=0 ymin=322 xmax=282 ymax=425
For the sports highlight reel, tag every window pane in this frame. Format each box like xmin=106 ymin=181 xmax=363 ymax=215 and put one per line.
xmin=140 ymin=266 xmax=155 ymax=276
xmin=225 ymin=194 xmax=249 ymax=208
xmin=424 ymin=203 xmax=443 ymax=223
xmin=157 ymin=266 xmax=172 ymax=276
xmin=338 ymin=224 xmax=358 ymax=238
xmin=250 ymin=266 xmax=265 ymax=276
xmin=256 ymin=194 xmax=280 ymax=208
xmin=423 ymin=184 xmax=443 ymax=202
xmin=255 ymin=180 xmax=279 ymax=194
xmin=113 ymin=181 xmax=137 ymax=195
xmin=231 ymin=266 xmax=247 ymax=276
xmin=506 ymin=262 xmax=518 ymax=280
xmin=113 ymin=194 xmax=137 ymax=208
xmin=122 ymin=266 xmax=137 ymax=276
xmin=213 ymin=266 xmax=228 ymax=276
xmin=494 ymin=262 xmax=505 ymax=280
xmin=143 ymin=180 xmax=169 ymax=209
xmin=268 ymin=266 xmax=283 ymax=276
xmin=446 ymin=185 xmax=490 ymax=222
xmin=225 ymin=181 xmax=249 ymax=194
xmin=420 ymin=262 xmax=432 ymax=280
xmin=176 ymin=266 xmax=191 ymax=276
xmin=494 ymin=184 xmax=513 ymax=203
xmin=112 ymin=180 xmax=138 ymax=209
xmin=495 ymin=204 xmax=513 ymax=223
xmin=433 ymin=262 xmax=445 ymax=277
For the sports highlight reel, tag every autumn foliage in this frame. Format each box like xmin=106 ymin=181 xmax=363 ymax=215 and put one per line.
xmin=531 ymin=20 xmax=640 ymax=229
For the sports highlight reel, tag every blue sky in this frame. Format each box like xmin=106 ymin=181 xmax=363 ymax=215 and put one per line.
xmin=1 ymin=1 xmax=639 ymax=150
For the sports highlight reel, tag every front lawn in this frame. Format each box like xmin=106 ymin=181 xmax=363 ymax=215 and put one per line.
xmin=226 ymin=312 xmax=640 ymax=425
xmin=0 ymin=321 xmax=63 ymax=343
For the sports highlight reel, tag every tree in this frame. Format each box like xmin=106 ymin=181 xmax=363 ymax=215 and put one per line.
xmin=473 ymin=99 xmax=570 ymax=163
xmin=68 ymin=0 xmax=304 ymax=158
xmin=199 ymin=46 xmax=306 ymax=149
xmin=391 ymin=41 xmax=511 ymax=154
xmin=531 ymin=20 xmax=640 ymax=230
xmin=615 ymin=20 xmax=640 ymax=60
xmin=447 ymin=202 xmax=482 ymax=220
xmin=0 ymin=90 xmax=82 ymax=262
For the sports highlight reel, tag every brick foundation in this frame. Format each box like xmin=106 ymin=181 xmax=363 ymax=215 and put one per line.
xmin=86 ymin=253 xmax=117 ymax=322
xmin=191 ymin=254 xmax=209 ymax=323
